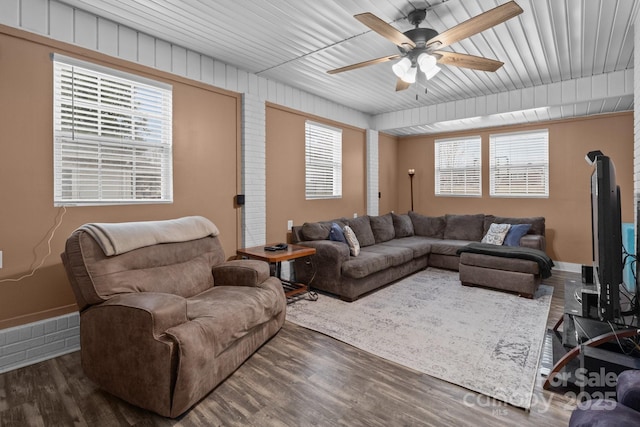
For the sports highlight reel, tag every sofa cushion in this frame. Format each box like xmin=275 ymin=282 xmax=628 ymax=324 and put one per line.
xmin=341 ymin=251 xmax=393 ymax=279
xmin=379 ymin=237 xmax=433 ymax=258
xmin=301 ymin=222 xmax=330 ymax=241
xmin=348 ymin=216 xmax=376 ymax=247
xmin=459 ymin=252 xmax=539 ymax=275
xmin=360 ymin=245 xmax=413 ymax=267
xmin=430 ymin=240 xmax=477 ymax=256
xmin=484 ymin=215 xmax=545 ymax=236
xmin=391 ymin=213 xmax=414 ymax=237
xmin=73 ymin=233 xmax=224 ymax=305
xmin=369 ymin=213 xmax=395 ymax=243
xmin=409 ymin=211 xmax=446 ymax=238
xmin=444 ymin=214 xmax=485 ymax=241
xmin=481 ymin=223 xmax=511 ymax=245
xmin=343 ymin=225 xmax=360 ymax=256
xmin=503 ymin=224 xmax=532 ymax=247
xmin=183 ymin=282 xmax=284 ymax=357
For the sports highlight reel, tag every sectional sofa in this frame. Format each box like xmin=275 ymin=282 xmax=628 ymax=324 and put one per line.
xmin=291 ymin=212 xmax=548 ymax=301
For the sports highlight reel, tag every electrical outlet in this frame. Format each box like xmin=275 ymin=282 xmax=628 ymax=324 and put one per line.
xmin=353 ymin=213 xmax=358 ymax=218
xmin=0 ymin=251 xmax=3 ymax=269
xmin=287 ymin=220 xmax=293 ymax=231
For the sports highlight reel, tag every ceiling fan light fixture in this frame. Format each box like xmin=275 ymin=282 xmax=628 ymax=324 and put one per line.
xmin=402 ymin=66 xmax=418 ymax=83
xmin=424 ymin=64 xmax=441 ymax=80
xmin=417 ymin=53 xmax=437 ymax=73
xmin=392 ymin=57 xmax=412 ymax=79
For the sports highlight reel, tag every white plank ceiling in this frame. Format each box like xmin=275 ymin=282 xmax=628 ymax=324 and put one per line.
xmin=55 ymin=0 xmax=638 ymax=134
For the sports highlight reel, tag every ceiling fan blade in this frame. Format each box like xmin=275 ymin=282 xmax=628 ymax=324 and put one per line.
xmin=426 ymin=1 xmax=523 ymax=50
xmin=434 ymin=51 xmax=503 ymax=72
xmin=327 ymin=54 xmax=400 ymax=74
xmin=396 ymin=78 xmax=411 ymax=91
xmin=355 ymin=13 xmax=416 ymax=48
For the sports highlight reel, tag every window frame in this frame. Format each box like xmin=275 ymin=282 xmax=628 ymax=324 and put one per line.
xmin=434 ymin=136 xmax=482 ymax=197
xmin=304 ymin=120 xmax=342 ymax=200
xmin=489 ymin=129 xmax=549 ymax=198
xmin=53 ymin=54 xmax=173 ymax=206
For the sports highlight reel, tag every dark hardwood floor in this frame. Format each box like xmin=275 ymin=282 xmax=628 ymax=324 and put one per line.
xmin=0 ymin=270 xmax=579 ymax=426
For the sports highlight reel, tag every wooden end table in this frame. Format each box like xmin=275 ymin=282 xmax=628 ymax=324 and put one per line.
xmin=236 ymin=243 xmax=317 ymax=302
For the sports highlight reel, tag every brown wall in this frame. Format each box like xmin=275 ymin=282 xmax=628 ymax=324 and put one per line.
xmin=378 ymin=132 xmax=399 ymax=214
xmin=0 ymin=27 xmax=242 ymax=329
xmin=265 ymin=105 xmax=367 ymax=242
xmin=0 ymin=26 xmax=634 ymax=330
xmin=396 ymin=113 xmax=634 ymax=264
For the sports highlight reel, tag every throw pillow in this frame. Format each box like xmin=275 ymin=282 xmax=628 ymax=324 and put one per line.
xmin=369 ymin=213 xmax=395 ymax=243
xmin=347 ymin=216 xmax=375 ymax=247
xmin=329 ymin=222 xmax=347 ymax=244
xmin=391 ymin=212 xmax=414 ymax=237
xmin=481 ymin=223 xmax=511 ymax=245
xmin=503 ymin=223 xmax=532 ymax=246
xmin=343 ymin=225 xmax=360 ymax=256
xmin=490 ymin=216 xmax=545 ymax=236
xmin=408 ymin=211 xmax=446 ymax=238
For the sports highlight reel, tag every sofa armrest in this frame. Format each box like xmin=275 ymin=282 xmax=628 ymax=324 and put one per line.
xmin=298 ymin=240 xmax=350 ymax=262
xmin=80 ymin=292 xmax=186 ymax=416
xmin=617 ymin=370 xmax=640 ymax=412
xmin=95 ymin=292 xmax=188 ymax=337
xmin=293 ymin=240 xmax=349 ymax=284
xmin=520 ymin=234 xmax=546 ymax=252
xmin=213 ymin=259 xmax=270 ymax=287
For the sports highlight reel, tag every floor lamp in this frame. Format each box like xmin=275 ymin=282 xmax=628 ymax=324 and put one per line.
xmin=408 ymin=169 xmax=415 ymax=211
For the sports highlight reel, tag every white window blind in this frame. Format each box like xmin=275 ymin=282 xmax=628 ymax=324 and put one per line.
xmin=53 ymin=54 xmax=173 ymax=206
xmin=490 ymin=129 xmax=549 ymax=197
xmin=305 ymin=121 xmax=342 ymax=199
xmin=434 ymin=136 xmax=482 ymax=196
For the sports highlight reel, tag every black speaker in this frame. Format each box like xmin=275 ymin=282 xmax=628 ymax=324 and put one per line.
xmin=582 ymin=265 xmax=594 ymax=284
xmin=235 ymin=194 xmax=245 ymax=206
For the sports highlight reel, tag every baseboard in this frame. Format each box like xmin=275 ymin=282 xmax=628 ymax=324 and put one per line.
xmin=552 ymin=261 xmax=581 ymax=273
xmin=0 ymin=312 xmax=80 ymax=374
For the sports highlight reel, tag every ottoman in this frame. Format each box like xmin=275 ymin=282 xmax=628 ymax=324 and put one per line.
xmin=458 ymin=252 xmax=541 ymax=298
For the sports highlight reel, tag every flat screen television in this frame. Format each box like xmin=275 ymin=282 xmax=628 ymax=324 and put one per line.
xmin=590 ymin=155 xmax=622 ymax=321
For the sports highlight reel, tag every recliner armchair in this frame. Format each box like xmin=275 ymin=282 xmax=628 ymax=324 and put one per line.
xmin=61 ymin=216 xmax=286 ymax=418
xmin=569 ymin=369 xmax=640 ymax=426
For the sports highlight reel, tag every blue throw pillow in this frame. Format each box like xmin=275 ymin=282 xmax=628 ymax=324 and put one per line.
xmin=329 ymin=222 xmax=347 ymax=244
xmin=503 ymin=224 xmax=532 ymax=246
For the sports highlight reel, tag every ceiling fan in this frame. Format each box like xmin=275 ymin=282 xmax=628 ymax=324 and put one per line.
xmin=327 ymin=1 xmax=523 ymax=91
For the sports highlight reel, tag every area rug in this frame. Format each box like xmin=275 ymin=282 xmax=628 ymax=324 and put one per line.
xmin=286 ymin=267 xmax=553 ymax=410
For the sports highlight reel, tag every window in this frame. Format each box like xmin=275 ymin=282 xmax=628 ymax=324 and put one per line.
xmin=434 ymin=136 xmax=482 ymax=196
xmin=305 ymin=121 xmax=342 ymax=199
xmin=490 ymin=129 xmax=549 ymax=197
xmin=53 ymin=54 xmax=173 ymax=206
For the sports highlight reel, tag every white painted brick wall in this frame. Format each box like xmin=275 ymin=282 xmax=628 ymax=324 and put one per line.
xmin=242 ymin=93 xmax=267 ymax=248
xmin=366 ymin=130 xmax=379 ymax=216
xmin=0 ymin=312 xmax=80 ymax=374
